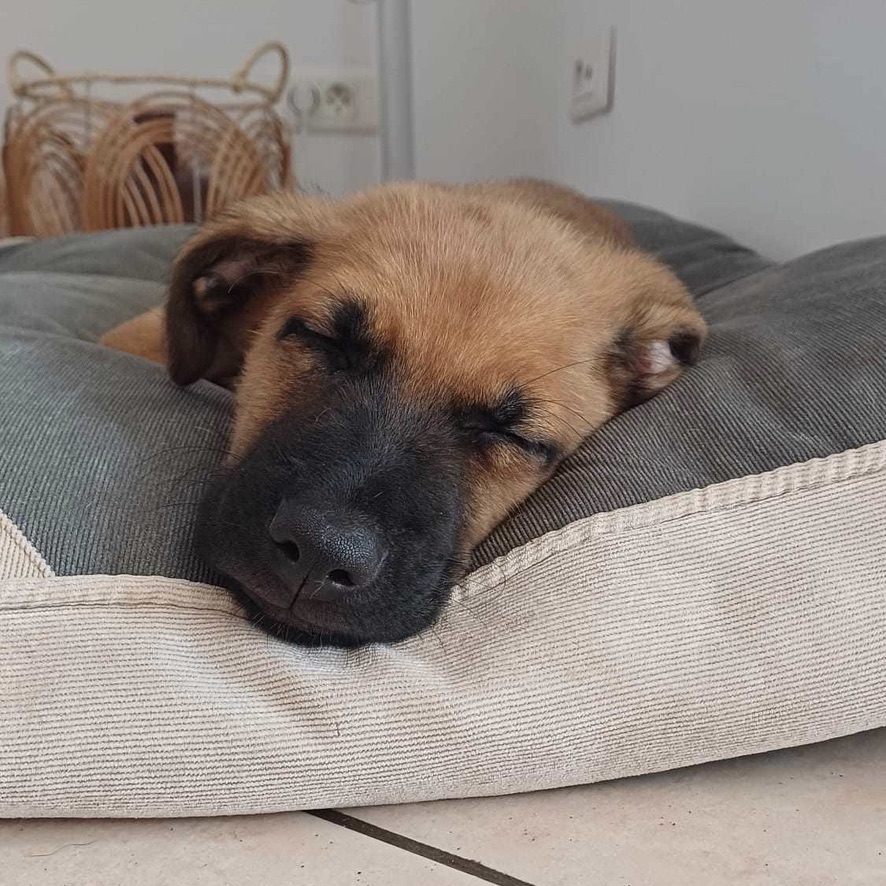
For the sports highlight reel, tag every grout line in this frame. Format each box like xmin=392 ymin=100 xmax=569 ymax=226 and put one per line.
xmin=310 ymin=809 xmax=538 ymax=886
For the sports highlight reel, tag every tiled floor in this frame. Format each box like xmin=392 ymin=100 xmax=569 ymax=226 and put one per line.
xmin=3 ymin=730 xmax=885 ymax=886
xmin=350 ymin=728 xmax=886 ymax=885
xmin=0 ymin=814 xmax=480 ymax=886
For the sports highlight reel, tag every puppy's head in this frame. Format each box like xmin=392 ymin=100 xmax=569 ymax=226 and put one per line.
xmin=167 ymin=184 xmax=705 ymax=646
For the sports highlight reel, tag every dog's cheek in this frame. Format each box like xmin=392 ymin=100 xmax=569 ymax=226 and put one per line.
xmin=459 ymin=454 xmax=545 ymax=548
xmin=227 ymin=336 xmax=323 ymax=459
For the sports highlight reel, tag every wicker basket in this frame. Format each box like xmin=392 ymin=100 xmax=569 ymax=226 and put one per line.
xmin=2 ymin=43 xmax=293 ymax=237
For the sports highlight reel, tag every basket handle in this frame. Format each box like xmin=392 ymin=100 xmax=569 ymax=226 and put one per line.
xmin=231 ymin=41 xmax=290 ymax=104
xmin=7 ymin=50 xmax=75 ymax=100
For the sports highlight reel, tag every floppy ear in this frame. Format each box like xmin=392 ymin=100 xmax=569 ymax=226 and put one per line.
xmin=165 ymin=196 xmax=328 ymax=386
xmin=607 ymin=267 xmax=707 ymax=411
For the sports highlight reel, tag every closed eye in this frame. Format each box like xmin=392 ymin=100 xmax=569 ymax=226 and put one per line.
xmin=492 ymin=429 xmax=559 ymax=463
xmin=457 ymin=390 xmax=560 ymax=464
xmin=278 ymin=316 xmax=350 ymax=370
xmin=278 ymin=301 xmax=381 ymax=376
xmin=278 ymin=316 xmax=335 ymax=346
xmin=465 ymin=424 xmax=559 ymax=464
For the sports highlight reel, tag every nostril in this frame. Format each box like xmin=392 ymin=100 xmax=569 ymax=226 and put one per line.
xmin=327 ymin=568 xmax=354 ymax=587
xmin=270 ymin=500 xmax=386 ymax=596
xmin=277 ymin=540 xmax=301 ymax=564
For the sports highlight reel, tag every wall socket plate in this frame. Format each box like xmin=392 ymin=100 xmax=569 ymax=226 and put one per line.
xmin=288 ymin=68 xmax=379 ymax=135
xmin=569 ymin=28 xmax=616 ymax=123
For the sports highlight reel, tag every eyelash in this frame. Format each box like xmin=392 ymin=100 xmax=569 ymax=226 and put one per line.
xmin=279 ymin=317 xmax=332 ymax=344
xmin=472 ymin=427 xmax=556 ymax=462
xmin=279 ymin=318 xmax=349 ymax=368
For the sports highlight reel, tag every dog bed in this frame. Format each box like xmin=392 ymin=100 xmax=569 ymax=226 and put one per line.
xmin=1 ymin=204 xmax=884 ymax=818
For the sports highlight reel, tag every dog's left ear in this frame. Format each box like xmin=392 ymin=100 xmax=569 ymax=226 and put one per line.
xmin=165 ymin=194 xmax=332 ymax=386
xmin=607 ymin=264 xmax=707 ymax=410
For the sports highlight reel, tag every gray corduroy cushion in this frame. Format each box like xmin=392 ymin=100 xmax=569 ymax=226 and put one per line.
xmin=0 ymin=225 xmax=227 ymax=580
xmin=1 ymin=206 xmax=884 ymax=582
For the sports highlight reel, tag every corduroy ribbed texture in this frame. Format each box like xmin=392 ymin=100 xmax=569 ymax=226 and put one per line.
xmin=0 ymin=509 xmax=53 ymax=579
xmin=0 ymin=329 xmax=231 ymax=581
xmin=1 ymin=442 xmax=884 ymax=818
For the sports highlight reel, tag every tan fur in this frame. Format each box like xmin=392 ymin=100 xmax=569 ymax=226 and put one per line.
xmin=99 ymin=308 xmax=166 ymax=364
xmin=101 ymin=179 xmax=705 ymax=549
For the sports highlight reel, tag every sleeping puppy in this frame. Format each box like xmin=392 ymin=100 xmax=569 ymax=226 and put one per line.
xmin=101 ymin=179 xmax=706 ymax=646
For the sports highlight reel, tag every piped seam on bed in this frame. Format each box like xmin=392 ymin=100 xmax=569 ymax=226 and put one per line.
xmin=0 ymin=508 xmax=55 ymax=580
xmin=2 ymin=438 xmax=883 ymax=610
xmin=459 ymin=438 xmax=886 ymax=596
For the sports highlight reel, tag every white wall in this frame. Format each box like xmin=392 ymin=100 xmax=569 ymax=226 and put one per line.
xmin=411 ymin=0 xmax=559 ymax=182
xmin=0 ymin=0 xmax=380 ymax=196
xmin=556 ymin=0 xmax=886 ymax=259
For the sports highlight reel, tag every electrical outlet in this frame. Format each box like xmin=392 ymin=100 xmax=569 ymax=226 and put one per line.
xmin=288 ymin=69 xmax=378 ymax=134
xmin=570 ymin=28 xmax=615 ymax=123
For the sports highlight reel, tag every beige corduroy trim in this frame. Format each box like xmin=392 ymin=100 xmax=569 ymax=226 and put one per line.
xmin=0 ymin=508 xmax=54 ymax=580
xmin=1 ymin=440 xmax=884 ymax=818
xmin=462 ymin=437 xmax=886 ymax=594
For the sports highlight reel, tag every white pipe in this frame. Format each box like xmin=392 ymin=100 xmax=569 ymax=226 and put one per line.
xmin=376 ymin=0 xmax=415 ymax=181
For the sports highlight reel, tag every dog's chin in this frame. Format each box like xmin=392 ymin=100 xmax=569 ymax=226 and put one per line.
xmin=222 ymin=571 xmax=454 ymax=647
xmin=226 ymin=579 xmax=376 ymax=648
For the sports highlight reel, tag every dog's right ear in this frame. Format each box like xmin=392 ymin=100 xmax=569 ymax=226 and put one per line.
xmin=165 ymin=197 xmax=327 ymax=386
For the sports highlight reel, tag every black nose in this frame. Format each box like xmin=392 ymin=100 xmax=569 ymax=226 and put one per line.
xmin=269 ymin=501 xmax=386 ymax=604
